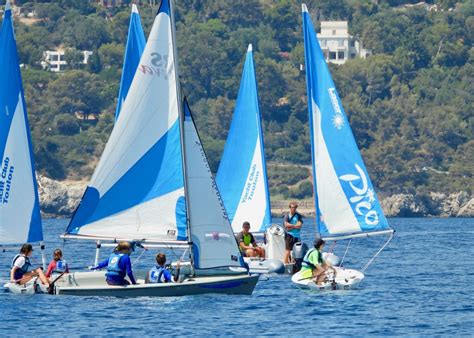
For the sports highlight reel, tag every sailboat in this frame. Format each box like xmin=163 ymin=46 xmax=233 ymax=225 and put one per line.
xmin=115 ymin=3 xmax=146 ymax=121
xmin=215 ymin=45 xmax=286 ymax=274
xmin=0 ymin=0 xmax=46 ymax=294
xmin=54 ymin=0 xmax=258 ymax=297
xmin=291 ymin=4 xmax=394 ymax=290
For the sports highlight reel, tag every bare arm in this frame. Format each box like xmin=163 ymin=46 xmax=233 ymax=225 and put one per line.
xmin=10 ymin=267 xmax=17 ymax=282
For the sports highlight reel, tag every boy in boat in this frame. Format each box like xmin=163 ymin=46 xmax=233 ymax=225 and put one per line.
xmin=146 ymin=253 xmax=180 ymax=283
xmin=45 ymin=248 xmax=69 ymax=278
xmin=235 ymin=221 xmax=265 ymax=258
xmin=300 ymin=239 xmax=336 ymax=285
xmin=283 ymin=201 xmax=303 ymax=264
xmin=10 ymin=243 xmax=50 ymax=287
xmin=91 ymin=241 xmax=137 ymax=286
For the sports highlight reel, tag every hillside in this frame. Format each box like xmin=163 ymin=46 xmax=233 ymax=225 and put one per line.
xmin=1 ymin=0 xmax=473 ymax=202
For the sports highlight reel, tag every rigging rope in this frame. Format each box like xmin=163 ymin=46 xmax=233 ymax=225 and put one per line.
xmin=362 ymin=233 xmax=394 ymax=272
xmin=340 ymin=238 xmax=352 ymax=266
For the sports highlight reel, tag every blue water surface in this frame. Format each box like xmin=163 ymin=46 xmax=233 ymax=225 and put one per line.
xmin=1 ymin=218 xmax=473 ymax=336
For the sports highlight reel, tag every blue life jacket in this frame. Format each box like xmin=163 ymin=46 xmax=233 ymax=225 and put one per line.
xmin=302 ymin=248 xmax=323 ymax=269
xmin=11 ymin=254 xmax=31 ymax=280
xmin=54 ymin=259 xmax=68 ymax=273
xmin=148 ymin=266 xmax=167 ymax=283
xmin=105 ymin=253 xmax=126 ymax=281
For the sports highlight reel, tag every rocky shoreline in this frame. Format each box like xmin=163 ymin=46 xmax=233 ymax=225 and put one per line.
xmin=37 ymin=175 xmax=474 ymax=218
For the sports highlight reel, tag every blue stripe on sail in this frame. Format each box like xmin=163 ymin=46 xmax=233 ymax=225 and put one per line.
xmin=115 ymin=6 xmax=146 ymax=121
xmin=302 ymin=8 xmax=389 ymax=235
xmin=216 ymin=47 xmax=271 ymax=231
xmin=175 ymin=196 xmax=187 ymax=240
xmin=0 ymin=5 xmax=43 ymax=242
xmin=67 ymin=120 xmax=184 ymax=233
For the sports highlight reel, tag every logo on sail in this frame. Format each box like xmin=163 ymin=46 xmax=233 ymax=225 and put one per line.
xmin=328 ymin=88 xmax=345 ymax=130
xmin=241 ymin=164 xmax=260 ymax=203
xmin=339 ymin=164 xmax=379 ymax=226
xmin=138 ymin=52 xmax=169 ymax=79
xmin=0 ymin=157 xmax=14 ymax=204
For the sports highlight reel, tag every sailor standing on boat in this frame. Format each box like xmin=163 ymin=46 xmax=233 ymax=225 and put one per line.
xmin=91 ymin=241 xmax=137 ymax=286
xmin=10 ymin=243 xmax=50 ymax=287
xmin=283 ymin=202 xmax=303 ymax=264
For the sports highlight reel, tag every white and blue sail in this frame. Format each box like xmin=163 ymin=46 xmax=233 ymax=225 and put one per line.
xmin=65 ymin=0 xmax=186 ymax=243
xmin=115 ymin=4 xmax=146 ymax=121
xmin=216 ymin=44 xmax=272 ymax=233
xmin=183 ymin=100 xmax=244 ymax=269
xmin=302 ymin=4 xmax=392 ymax=239
xmin=0 ymin=0 xmax=43 ymax=246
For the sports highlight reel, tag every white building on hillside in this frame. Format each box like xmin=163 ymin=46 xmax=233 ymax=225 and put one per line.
xmin=317 ymin=21 xmax=371 ymax=65
xmin=41 ymin=49 xmax=93 ymax=72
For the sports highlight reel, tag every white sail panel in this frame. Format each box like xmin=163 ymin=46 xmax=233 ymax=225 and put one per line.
xmin=66 ymin=3 xmax=186 ymax=241
xmin=0 ymin=1 xmax=42 ymax=245
xmin=311 ymin=99 xmax=359 ymax=234
xmin=70 ymin=188 xmax=185 ymax=241
xmin=183 ymin=102 xmax=243 ymax=269
xmin=0 ymin=96 xmax=36 ymax=244
xmin=230 ymin=132 xmax=269 ymax=232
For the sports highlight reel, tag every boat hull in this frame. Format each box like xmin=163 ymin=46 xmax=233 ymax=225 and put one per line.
xmin=291 ymin=266 xmax=364 ymax=291
xmin=4 ymin=279 xmax=48 ymax=295
xmin=54 ymin=271 xmax=259 ymax=297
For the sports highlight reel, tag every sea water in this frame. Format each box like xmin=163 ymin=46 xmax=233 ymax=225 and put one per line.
xmin=0 ymin=218 xmax=472 ymax=335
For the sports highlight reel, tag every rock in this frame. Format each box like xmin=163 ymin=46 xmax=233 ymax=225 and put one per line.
xmin=381 ymin=194 xmax=429 ymax=217
xmin=457 ymin=198 xmax=474 ymax=217
xmin=36 ymin=175 xmax=85 ymax=217
xmin=442 ymin=191 xmax=470 ymax=217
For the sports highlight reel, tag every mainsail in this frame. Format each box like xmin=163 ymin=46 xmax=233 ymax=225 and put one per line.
xmin=115 ymin=3 xmax=146 ymax=121
xmin=183 ymin=100 xmax=244 ymax=269
xmin=216 ymin=44 xmax=272 ymax=233
xmin=0 ymin=0 xmax=43 ymax=246
xmin=65 ymin=0 xmax=186 ymax=243
xmin=302 ymin=4 xmax=392 ymax=239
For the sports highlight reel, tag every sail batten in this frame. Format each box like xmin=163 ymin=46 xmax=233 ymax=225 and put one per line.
xmin=302 ymin=4 xmax=391 ymax=238
xmin=0 ymin=2 xmax=43 ymax=245
xmin=216 ymin=45 xmax=271 ymax=233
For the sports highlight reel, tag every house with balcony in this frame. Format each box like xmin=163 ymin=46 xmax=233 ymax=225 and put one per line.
xmin=41 ymin=49 xmax=93 ymax=72
xmin=317 ymin=21 xmax=371 ymax=65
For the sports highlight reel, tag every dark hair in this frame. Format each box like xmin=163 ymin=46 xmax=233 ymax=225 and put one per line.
xmin=53 ymin=249 xmax=63 ymax=260
xmin=20 ymin=243 xmax=33 ymax=255
xmin=243 ymin=221 xmax=250 ymax=228
xmin=314 ymin=239 xmax=325 ymax=249
xmin=156 ymin=253 xmax=166 ymax=265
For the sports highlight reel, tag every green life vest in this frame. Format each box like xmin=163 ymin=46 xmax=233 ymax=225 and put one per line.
xmin=243 ymin=233 xmax=252 ymax=246
xmin=301 ymin=248 xmax=323 ymax=270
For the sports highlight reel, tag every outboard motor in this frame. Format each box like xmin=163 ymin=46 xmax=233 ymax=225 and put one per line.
xmin=264 ymin=224 xmax=286 ymax=261
xmin=292 ymin=242 xmax=308 ymax=273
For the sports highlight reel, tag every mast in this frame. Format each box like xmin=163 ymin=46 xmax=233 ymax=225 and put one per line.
xmin=302 ymin=4 xmax=322 ymax=238
xmin=169 ymin=0 xmax=195 ymax=272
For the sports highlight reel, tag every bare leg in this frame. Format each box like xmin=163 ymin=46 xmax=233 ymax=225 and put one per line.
xmin=284 ymin=250 xmax=291 ymax=264
xmin=255 ymin=247 xmax=265 ymax=258
xmin=35 ymin=268 xmax=50 ymax=286
xmin=245 ymin=248 xmax=255 ymax=257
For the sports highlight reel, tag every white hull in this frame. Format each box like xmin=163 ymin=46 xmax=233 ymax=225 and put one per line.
xmin=4 ymin=278 xmax=48 ymax=295
xmin=291 ymin=266 xmax=364 ymax=291
xmin=52 ymin=271 xmax=259 ymax=297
